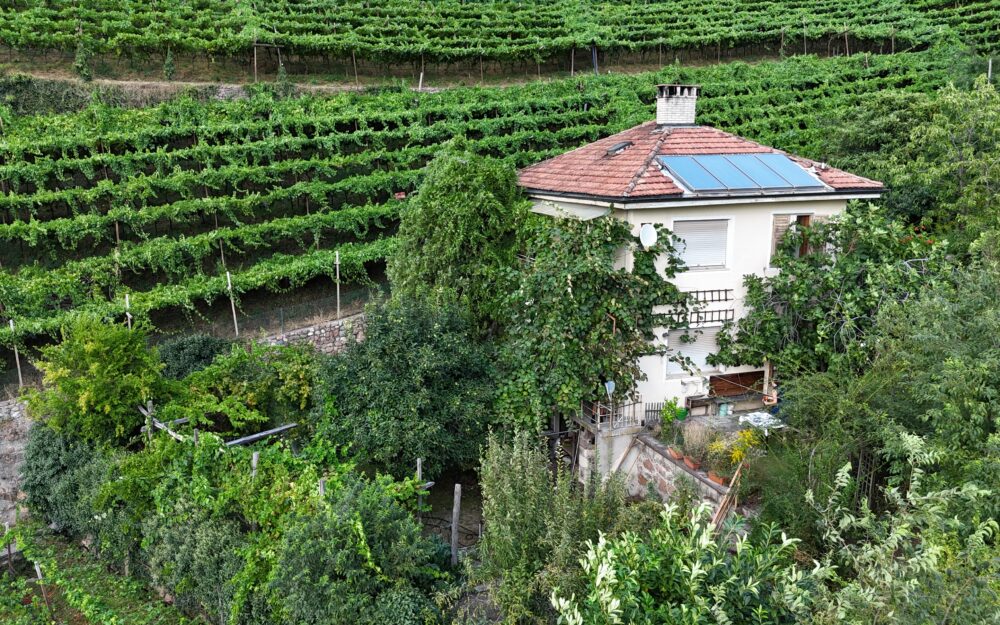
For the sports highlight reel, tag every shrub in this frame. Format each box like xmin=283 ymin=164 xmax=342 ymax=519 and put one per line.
xmin=478 ymin=432 xmax=627 ymax=623
xmin=20 ymin=422 xmax=109 ymax=536
xmin=158 ymin=333 xmax=232 ymax=380
xmin=160 ymin=342 xmax=320 ymax=435
xmin=318 ymin=298 xmax=495 ymax=478
xmin=270 ymin=475 xmax=443 ymax=625
xmin=143 ymin=499 xmax=244 ymax=625
xmin=552 ymin=504 xmax=826 ymax=624
xmin=26 ymin=317 xmax=167 ymax=446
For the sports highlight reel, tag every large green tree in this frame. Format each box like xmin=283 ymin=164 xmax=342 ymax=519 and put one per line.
xmin=318 ymin=297 xmax=495 ymax=478
xmin=715 ymin=204 xmax=949 ymax=374
xmin=387 ymin=138 xmax=527 ymax=331
xmin=497 ymin=215 xmax=689 ymax=430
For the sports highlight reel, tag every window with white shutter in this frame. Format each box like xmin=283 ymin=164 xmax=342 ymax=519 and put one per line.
xmin=665 ymin=327 xmax=721 ymax=376
xmin=672 ymin=219 xmax=728 ymax=269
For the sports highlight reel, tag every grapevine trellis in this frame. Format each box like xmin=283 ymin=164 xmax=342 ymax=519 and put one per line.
xmin=0 ymin=49 xmax=956 ymax=348
xmin=0 ymin=0 xmax=995 ymax=67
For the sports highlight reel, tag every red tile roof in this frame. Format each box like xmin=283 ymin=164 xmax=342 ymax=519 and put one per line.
xmin=517 ymin=121 xmax=883 ymax=201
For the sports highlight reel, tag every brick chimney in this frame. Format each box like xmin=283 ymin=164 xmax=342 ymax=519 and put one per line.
xmin=656 ymin=84 xmax=699 ymax=126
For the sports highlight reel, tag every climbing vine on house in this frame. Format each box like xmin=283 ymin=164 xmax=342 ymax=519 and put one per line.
xmin=497 ymin=215 xmax=689 ymax=429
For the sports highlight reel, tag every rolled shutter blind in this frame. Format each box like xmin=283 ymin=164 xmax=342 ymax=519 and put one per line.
xmin=771 ymin=214 xmax=791 ymax=260
xmin=673 ymin=219 xmax=728 ymax=268
xmin=666 ymin=327 xmax=721 ymax=375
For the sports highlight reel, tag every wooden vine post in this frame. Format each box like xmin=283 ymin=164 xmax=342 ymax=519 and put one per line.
xmin=34 ymin=562 xmax=53 ymax=613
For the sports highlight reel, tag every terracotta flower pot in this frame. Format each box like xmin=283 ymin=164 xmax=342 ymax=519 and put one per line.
xmin=683 ymin=455 xmax=701 ymax=471
xmin=708 ymin=470 xmax=729 ymax=486
xmin=667 ymin=446 xmax=683 ymax=461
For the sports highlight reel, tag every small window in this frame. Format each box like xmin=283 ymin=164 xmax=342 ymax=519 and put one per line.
xmin=673 ymin=219 xmax=728 ymax=269
xmin=665 ymin=327 xmax=721 ymax=376
xmin=771 ymin=213 xmax=815 ymax=263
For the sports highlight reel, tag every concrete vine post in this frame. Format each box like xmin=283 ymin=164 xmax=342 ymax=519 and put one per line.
xmin=416 ymin=458 xmax=423 ymax=522
xmin=125 ymin=293 xmax=132 ymax=330
xmin=451 ymin=483 xmax=461 ymax=566
xmin=335 ymin=251 xmax=341 ymax=319
xmin=227 ymin=271 xmax=239 ymax=337
xmin=9 ymin=320 xmax=22 ymax=389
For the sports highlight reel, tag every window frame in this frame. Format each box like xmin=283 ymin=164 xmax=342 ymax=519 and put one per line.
xmin=670 ymin=217 xmax=732 ymax=271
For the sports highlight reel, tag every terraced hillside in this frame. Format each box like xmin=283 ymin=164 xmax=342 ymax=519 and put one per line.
xmin=0 ymin=0 xmax=993 ymax=74
xmin=0 ymin=49 xmax=958 ymax=350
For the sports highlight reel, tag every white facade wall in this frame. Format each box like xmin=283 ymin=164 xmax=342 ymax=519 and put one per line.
xmin=534 ymin=197 xmax=848 ymax=405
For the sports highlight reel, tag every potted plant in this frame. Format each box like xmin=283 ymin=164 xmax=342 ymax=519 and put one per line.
xmin=706 ymin=436 xmax=732 ymax=486
xmin=681 ymin=422 xmax=711 ymax=471
xmin=666 ymin=425 xmax=684 ymax=461
xmin=661 ymin=398 xmax=685 ymax=461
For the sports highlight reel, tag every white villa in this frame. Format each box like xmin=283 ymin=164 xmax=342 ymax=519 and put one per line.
xmin=518 ymin=85 xmax=883 ymax=472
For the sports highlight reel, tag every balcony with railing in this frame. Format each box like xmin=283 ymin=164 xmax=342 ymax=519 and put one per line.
xmin=576 ymin=399 xmax=648 ymax=433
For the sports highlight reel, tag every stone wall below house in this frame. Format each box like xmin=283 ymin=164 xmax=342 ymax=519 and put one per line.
xmin=0 ymin=398 xmax=30 ymax=530
xmin=261 ymin=313 xmax=367 ymax=355
xmin=623 ymin=433 xmax=727 ymax=504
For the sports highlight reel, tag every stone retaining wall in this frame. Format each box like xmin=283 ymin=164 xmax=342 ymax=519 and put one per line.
xmin=0 ymin=398 xmax=30 ymax=529
xmin=261 ymin=313 xmax=367 ymax=355
xmin=624 ymin=433 xmax=727 ymax=504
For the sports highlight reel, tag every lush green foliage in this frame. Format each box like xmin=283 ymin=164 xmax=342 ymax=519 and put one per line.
xmin=829 ymin=78 xmax=1000 ymax=253
xmin=160 ymin=342 xmax=321 ymax=435
xmin=0 ymin=0 xmax=990 ymax=68
xmin=809 ymin=448 xmax=1000 ymax=624
xmin=271 ymin=475 xmax=445 ymax=625
xmin=158 ymin=333 xmax=233 ymax=380
xmin=498 ymin=216 xmax=687 ymax=428
xmin=0 ymin=49 xmax=958 ymax=348
xmin=5 ymin=523 xmax=200 ymax=624
xmin=388 ymin=139 xmax=526 ymax=331
xmin=715 ymin=204 xmax=949 ymax=373
xmin=552 ymin=504 xmax=824 ymax=625
xmin=320 ymin=298 xmax=495 ymax=478
xmin=25 ymin=317 xmax=168 ymax=445
xmin=478 ymin=432 xmax=631 ymax=623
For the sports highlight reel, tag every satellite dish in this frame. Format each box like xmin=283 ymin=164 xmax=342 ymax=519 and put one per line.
xmin=604 ymin=380 xmax=616 ymax=401
xmin=639 ymin=223 xmax=658 ymax=249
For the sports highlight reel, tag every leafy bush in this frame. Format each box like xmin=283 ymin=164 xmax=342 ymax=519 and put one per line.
xmin=157 ymin=333 xmax=233 ymax=380
xmin=271 ymin=475 xmax=444 ymax=625
xmin=319 ymin=298 xmax=495 ymax=478
xmin=552 ymin=504 xmax=825 ymax=625
xmin=478 ymin=432 xmax=626 ymax=623
xmin=160 ymin=342 xmax=320 ymax=435
xmin=143 ymin=500 xmax=245 ymax=625
xmin=810 ymin=447 xmax=1000 ymax=625
xmin=20 ymin=422 xmax=109 ymax=536
xmin=26 ymin=317 xmax=167 ymax=446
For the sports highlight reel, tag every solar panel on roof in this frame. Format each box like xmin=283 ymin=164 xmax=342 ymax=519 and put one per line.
xmin=658 ymin=153 xmax=827 ymax=194
xmin=755 ymin=153 xmax=825 ymax=189
xmin=724 ymin=154 xmax=790 ymax=188
xmin=660 ymin=156 xmax=727 ymax=191
xmin=692 ymin=155 xmax=758 ymax=191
